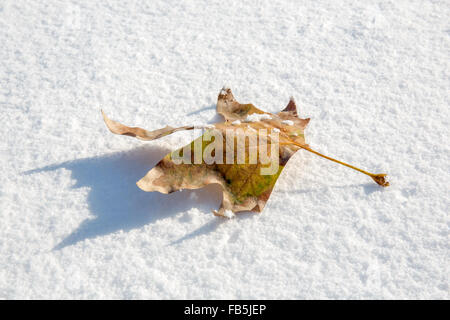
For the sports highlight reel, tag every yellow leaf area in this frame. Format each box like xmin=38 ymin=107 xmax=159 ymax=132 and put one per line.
xmin=220 ymin=163 xmax=283 ymax=204
xmin=164 ymin=128 xmax=284 ymax=207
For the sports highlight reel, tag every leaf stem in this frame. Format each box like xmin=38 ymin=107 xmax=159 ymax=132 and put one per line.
xmin=283 ymin=140 xmax=389 ymax=187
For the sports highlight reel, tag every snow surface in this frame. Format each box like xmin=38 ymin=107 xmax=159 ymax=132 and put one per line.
xmin=245 ymin=113 xmax=272 ymax=122
xmin=281 ymin=119 xmax=295 ymax=126
xmin=1 ymin=0 xmax=449 ymax=299
xmin=223 ymin=210 xmax=236 ymax=220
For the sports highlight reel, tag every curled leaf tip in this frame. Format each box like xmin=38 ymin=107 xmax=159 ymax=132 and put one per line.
xmin=371 ymin=174 xmax=390 ymax=187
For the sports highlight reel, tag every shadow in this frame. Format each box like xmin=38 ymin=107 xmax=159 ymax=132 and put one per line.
xmin=362 ymin=183 xmax=383 ymax=195
xmin=169 ymin=209 xmax=256 ymax=246
xmin=24 ymin=145 xmax=223 ymax=250
xmin=207 ymin=112 xmax=224 ymax=124
xmin=186 ymin=104 xmax=216 ymax=116
xmin=170 ymin=219 xmax=226 ymax=246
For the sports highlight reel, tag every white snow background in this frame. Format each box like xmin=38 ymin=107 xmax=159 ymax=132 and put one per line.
xmin=1 ymin=0 xmax=449 ymax=299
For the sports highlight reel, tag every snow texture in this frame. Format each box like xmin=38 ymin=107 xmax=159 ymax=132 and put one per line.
xmin=282 ymin=120 xmax=295 ymax=126
xmin=1 ymin=0 xmax=449 ymax=299
xmin=223 ymin=210 xmax=236 ymax=219
xmin=245 ymin=113 xmax=273 ymax=122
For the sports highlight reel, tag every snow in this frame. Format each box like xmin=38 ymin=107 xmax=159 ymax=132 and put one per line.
xmin=282 ymin=120 xmax=295 ymax=126
xmin=220 ymin=86 xmax=231 ymax=95
xmin=1 ymin=0 xmax=449 ymax=299
xmin=245 ymin=113 xmax=272 ymax=122
xmin=223 ymin=210 xmax=236 ymax=219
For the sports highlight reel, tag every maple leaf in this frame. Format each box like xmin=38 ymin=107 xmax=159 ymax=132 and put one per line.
xmin=102 ymin=88 xmax=389 ymax=217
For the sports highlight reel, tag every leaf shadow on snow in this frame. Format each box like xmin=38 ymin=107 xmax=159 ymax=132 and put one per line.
xmin=169 ymin=211 xmax=255 ymax=246
xmin=186 ymin=103 xmax=224 ymax=125
xmin=24 ymin=145 xmax=224 ymax=250
xmin=185 ymin=104 xmax=215 ymax=117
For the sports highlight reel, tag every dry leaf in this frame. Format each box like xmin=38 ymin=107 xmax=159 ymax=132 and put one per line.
xmin=102 ymin=88 xmax=389 ymax=217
